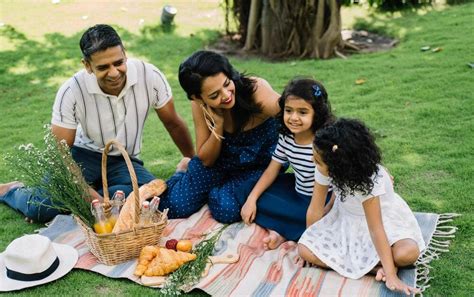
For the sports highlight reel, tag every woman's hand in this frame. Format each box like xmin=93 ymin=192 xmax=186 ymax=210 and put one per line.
xmin=203 ymin=104 xmax=224 ymax=127
xmin=385 ymin=274 xmax=420 ymax=295
xmin=241 ymin=199 xmax=257 ymax=225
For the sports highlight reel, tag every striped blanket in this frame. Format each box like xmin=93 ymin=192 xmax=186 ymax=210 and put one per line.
xmin=39 ymin=206 xmax=457 ymax=296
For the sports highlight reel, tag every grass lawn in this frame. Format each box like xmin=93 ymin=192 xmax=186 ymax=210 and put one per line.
xmin=0 ymin=1 xmax=473 ymax=296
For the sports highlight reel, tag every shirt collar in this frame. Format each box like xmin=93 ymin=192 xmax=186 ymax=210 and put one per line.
xmin=84 ymin=59 xmax=138 ymax=98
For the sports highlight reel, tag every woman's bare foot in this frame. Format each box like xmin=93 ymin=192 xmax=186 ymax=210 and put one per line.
xmin=0 ymin=181 xmax=24 ymax=196
xmin=263 ymin=230 xmax=286 ymax=250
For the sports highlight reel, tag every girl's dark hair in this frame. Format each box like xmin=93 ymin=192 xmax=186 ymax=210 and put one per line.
xmin=278 ymin=78 xmax=334 ymax=135
xmin=313 ymin=118 xmax=382 ymax=200
xmin=178 ymin=50 xmax=261 ymax=133
xmin=80 ymin=24 xmax=124 ymax=61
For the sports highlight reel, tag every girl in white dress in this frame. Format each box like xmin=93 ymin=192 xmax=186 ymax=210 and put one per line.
xmin=298 ymin=118 xmax=425 ymax=296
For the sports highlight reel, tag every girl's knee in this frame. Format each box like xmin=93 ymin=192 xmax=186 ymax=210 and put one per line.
xmin=392 ymin=239 xmax=420 ymax=267
xmin=298 ymin=244 xmax=327 ymax=267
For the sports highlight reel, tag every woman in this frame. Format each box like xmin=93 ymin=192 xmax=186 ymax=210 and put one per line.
xmin=159 ymin=50 xmax=280 ymax=223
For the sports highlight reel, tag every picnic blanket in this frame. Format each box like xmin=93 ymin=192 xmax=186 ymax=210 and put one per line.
xmin=39 ymin=206 xmax=458 ymax=296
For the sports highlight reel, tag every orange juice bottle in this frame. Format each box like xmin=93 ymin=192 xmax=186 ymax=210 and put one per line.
xmin=108 ymin=190 xmax=125 ymax=228
xmin=91 ymin=199 xmax=113 ymax=234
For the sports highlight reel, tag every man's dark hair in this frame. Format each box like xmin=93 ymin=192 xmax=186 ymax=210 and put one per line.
xmin=79 ymin=24 xmax=123 ymax=61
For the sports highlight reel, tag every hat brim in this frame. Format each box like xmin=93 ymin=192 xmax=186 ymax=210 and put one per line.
xmin=0 ymin=242 xmax=78 ymax=292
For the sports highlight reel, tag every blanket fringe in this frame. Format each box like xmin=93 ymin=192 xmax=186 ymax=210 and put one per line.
xmin=415 ymin=213 xmax=460 ymax=296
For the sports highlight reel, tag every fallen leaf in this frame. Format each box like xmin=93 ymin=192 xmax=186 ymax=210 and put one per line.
xmin=432 ymin=47 xmax=442 ymax=53
xmin=355 ymin=79 xmax=366 ymax=85
xmin=420 ymin=46 xmax=430 ymax=51
xmin=467 ymin=63 xmax=474 ymax=69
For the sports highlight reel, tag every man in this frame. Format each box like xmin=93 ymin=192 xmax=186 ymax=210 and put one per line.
xmin=0 ymin=24 xmax=194 ymax=223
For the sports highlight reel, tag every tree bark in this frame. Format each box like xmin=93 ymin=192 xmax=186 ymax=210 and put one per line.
xmin=228 ymin=0 xmax=345 ymax=59
xmin=244 ymin=0 xmax=261 ymax=50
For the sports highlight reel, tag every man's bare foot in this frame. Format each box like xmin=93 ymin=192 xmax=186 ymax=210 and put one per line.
xmin=176 ymin=157 xmax=191 ymax=173
xmin=0 ymin=181 xmax=24 ymax=196
xmin=263 ymin=230 xmax=286 ymax=250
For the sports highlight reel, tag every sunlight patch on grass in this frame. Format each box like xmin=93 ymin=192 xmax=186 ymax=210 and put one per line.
xmin=0 ymin=36 xmax=17 ymax=51
xmin=46 ymin=75 xmax=70 ymax=87
xmin=8 ymin=60 xmax=35 ymax=75
xmin=401 ymin=152 xmax=424 ymax=166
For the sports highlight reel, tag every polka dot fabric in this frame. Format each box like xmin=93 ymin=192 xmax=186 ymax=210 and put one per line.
xmin=160 ymin=118 xmax=279 ymax=223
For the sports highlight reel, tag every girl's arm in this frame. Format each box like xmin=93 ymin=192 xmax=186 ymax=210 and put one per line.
xmin=241 ymin=160 xmax=282 ymax=224
xmin=306 ymin=164 xmax=330 ymax=226
xmin=363 ymin=196 xmax=418 ymax=295
xmin=306 ymin=182 xmax=329 ymax=226
xmin=191 ymin=101 xmax=224 ymax=167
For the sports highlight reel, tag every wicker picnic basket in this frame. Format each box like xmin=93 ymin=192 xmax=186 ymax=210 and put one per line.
xmin=74 ymin=140 xmax=168 ymax=265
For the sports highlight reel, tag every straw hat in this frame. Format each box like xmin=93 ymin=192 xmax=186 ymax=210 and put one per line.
xmin=0 ymin=234 xmax=78 ymax=292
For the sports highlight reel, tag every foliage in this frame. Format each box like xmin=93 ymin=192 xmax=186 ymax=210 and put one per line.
xmin=4 ymin=128 xmax=94 ymax=226
xmin=161 ymin=225 xmax=229 ymax=296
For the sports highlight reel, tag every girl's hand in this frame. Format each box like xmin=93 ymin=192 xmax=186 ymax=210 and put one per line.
xmin=385 ymin=274 xmax=420 ymax=295
xmin=241 ymin=200 xmax=257 ymax=225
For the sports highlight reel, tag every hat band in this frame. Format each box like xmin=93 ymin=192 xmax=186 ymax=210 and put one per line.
xmin=6 ymin=257 xmax=60 ymax=282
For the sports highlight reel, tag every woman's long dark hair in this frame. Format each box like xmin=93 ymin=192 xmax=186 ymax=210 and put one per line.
xmin=314 ymin=118 xmax=382 ymax=200
xmin=278 ymin=78 xmax=334 ymax=136
xmin=178 ymin=50 xmax=262 ymax=133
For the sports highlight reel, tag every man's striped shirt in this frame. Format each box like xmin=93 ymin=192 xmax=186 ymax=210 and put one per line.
xmin=51 ymin=58 xmax=172 ymax=157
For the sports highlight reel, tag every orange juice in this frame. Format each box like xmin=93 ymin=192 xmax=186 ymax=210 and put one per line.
xmin=93 ymin=221 xmax=113 ymax=234
xmin=107 ymin=216 xmax=117 ymax=229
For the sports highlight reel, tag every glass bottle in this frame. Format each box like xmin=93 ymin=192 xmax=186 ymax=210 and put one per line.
xmin=149 ymin=196 xmax=161 ymax=222
xmin=108 ymin=190 xmax=125 ymax=228
xmin=91 ymin=199 xmax=113 ymax=234
xmin=139 ymin=201 xmax=152 ymax=226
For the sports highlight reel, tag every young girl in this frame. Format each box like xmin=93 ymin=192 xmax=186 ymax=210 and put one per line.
xmin=237 ymin=78 xmax=334 ymax=249
xmin=298 ymin=118 xmax=425 ymax=295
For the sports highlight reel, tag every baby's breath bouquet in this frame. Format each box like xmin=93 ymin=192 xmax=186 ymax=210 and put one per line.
xmin=4 ymin=127 xmax=94 ymax=225
xmin=161 ymin=224 xmax=229 ymax=296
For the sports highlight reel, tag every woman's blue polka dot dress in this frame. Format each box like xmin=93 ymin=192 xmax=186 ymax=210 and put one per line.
xmin=160 ymin=118 xmax=279 ymax=223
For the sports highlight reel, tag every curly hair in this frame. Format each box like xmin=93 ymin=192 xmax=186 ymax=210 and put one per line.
xmin=277 ymin=78 xmax=334 ymax=136
xmin=178 ymin=50 xmax=261 ymax=133
xmin=313 ymin=118 xmax=382 ymax=200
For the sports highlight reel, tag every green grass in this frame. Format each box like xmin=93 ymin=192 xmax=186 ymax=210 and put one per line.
xmin=1 ymin=1 xmax=473 ymax=296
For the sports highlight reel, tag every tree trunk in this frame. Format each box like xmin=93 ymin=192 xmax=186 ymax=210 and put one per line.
xmin=230 ymin=0 xmax=345 ymax=59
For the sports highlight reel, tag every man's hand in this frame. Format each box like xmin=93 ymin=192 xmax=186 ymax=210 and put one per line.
xmin=176 ymin=157 xmax=191 ymax=172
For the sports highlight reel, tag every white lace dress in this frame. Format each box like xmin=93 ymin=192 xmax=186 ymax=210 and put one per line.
xmin=299 ymin=165 xmax=425 ymax=279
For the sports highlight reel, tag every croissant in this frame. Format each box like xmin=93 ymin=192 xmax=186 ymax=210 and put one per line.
xmin=144 ymin=248 xmax=197 ymax=277
xmin=112 ymin=179 xmax=167 ymax=233
xmin=134 ymin=245 xmax=160 ymax=276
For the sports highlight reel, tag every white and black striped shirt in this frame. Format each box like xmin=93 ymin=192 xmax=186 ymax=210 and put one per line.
xmin=51 ymin=58 xmax=172 ymax=157
xmin=272 ymin=134 xmax=315 ymax=196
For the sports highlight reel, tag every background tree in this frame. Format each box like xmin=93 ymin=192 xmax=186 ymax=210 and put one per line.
xmin=227 ymin=0 xmax=355 ymax=59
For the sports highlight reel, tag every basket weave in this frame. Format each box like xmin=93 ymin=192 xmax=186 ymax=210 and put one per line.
xmin=75 ymin=140 xmax=167 ymax=265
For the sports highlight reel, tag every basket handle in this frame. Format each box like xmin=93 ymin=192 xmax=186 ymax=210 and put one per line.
xmin=101 ymin=140 xmax=140 ymax=225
